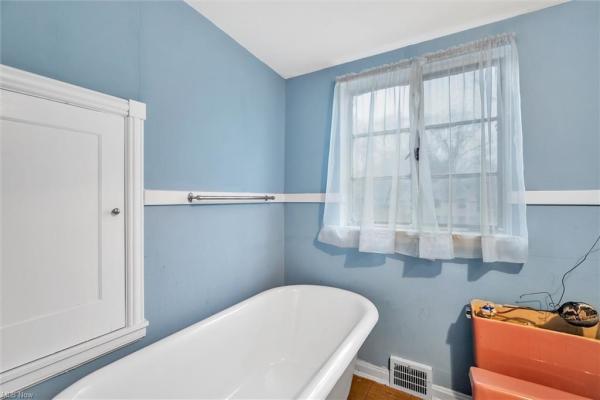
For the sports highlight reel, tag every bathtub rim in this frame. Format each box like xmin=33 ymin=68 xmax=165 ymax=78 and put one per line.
xmin=55 ymin=284 xmax=379 ymax=400
xmin=296 ymin=289 xmax=378 ymax=399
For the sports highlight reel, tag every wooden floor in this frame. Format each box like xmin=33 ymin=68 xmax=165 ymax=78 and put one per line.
xmin=348 ymin=375 xmax=419 ymax=400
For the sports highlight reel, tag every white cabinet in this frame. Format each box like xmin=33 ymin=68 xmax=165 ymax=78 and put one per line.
xmin=0 ymin=65 xmax=147 ymax=394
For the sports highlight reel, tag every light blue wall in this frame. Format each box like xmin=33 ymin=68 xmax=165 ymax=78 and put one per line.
xmin=284 ymin=1 xmax=600 ymax=394
xmin=2 ymin=1 xmax=599 ymax=398
xmin=1 ymin=1 xmax=285 ymax=398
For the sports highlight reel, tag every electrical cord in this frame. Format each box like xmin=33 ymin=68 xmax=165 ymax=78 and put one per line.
xmin=553 ymin=233 xmax=600 ymax=310
xmin=518 ymin=233 xmax=600 ymax=312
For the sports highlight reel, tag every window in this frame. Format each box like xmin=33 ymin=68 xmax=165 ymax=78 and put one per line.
xmin=319 ymin=34 xmax=528 ymax=263
xmin=422 ymin=65 xmax=499 ymax=232
xmin=349 ymin=85 xmax=411 ymax=227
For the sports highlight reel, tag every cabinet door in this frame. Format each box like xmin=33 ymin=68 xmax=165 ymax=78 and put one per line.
xmin=0 ymin=90 xmax=126 ymax=372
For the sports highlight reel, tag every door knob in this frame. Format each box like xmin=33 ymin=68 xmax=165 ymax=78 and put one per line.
xmin=111 ymin=208 xmax=121 ymax=216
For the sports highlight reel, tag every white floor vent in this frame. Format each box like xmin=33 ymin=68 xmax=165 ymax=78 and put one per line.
xmin=389 ymin=356 xmax=433 ymax=399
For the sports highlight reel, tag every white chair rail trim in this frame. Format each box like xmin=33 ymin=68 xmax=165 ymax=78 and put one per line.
xmin=145 ymin=190 xmax=600 ymax=206
xmin=144 ymin=190 xmax=326 ymax=205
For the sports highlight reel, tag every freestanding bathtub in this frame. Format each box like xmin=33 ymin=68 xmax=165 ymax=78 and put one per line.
xmin=56 ymin=285 xmax=378 ymax=399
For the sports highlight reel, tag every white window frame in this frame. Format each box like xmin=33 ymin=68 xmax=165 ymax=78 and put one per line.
xmin=0 ymin=65 xmax=148 ymax=395
xmin=344 ymin=58 xmax=504 ymax=235
xmin=347 ymin=83 xmax=413 ymax=229
xmin=421 ymin=61 xmax=503 ymax=232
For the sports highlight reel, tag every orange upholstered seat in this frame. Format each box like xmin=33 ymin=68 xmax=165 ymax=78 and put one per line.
xmin=470 ymin=368 xmax=592 ymax=400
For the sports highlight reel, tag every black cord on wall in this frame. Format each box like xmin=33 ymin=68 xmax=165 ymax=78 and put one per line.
xmin=518 ymin=233 xmax=600 ymax=311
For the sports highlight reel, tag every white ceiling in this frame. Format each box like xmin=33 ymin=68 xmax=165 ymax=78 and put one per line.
xmin=185 ymin=0 xmax=566 ymax=78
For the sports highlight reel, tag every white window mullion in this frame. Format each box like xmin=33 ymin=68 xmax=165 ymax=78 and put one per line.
xmin=387 ymin=88 xmax=401 ymax=229
xmin=409 ymin=60 xmax=423 ymax=232
xmin=447 ymin=74 xmax=454 ymax=234
xmin=361 ymin=89 xmax=377 ymax=226
xmin=339 ymin=90 xmax=352 ymax=226
xmin=478 ymin=63 xmax=489 ymax=233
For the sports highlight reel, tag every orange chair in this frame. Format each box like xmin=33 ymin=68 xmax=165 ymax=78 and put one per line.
xmin=470 ymin=367 xmax=592 ymax=400
xmin=470 ymin=300 xmax=599 ymax=400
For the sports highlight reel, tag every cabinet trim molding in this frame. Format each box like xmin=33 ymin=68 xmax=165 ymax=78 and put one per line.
xmin=0 ymin=65 xmax=148 ymax=396
xmin=0 ymin=65 xmax=131 ymax=117
xmin=0 ymin=323 xmax=148 ymax=396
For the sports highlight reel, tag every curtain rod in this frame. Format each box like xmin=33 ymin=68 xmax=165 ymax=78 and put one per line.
xmin=336 ymin=32 xmax=515 ymax=83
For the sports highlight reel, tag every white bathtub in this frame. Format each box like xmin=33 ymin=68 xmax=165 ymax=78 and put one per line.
xmin=56 ymin=285 xmax=378 ymax=400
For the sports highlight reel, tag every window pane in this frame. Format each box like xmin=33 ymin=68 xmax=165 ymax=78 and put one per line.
xmin=451 ymin=122 xmax=498 ymax=174
xmin=352 ymin=133 xmax=410 ymax=178
xmin=350 ymin=178 xmax=393 ymax=225
xmin=373 ymin=87 xmax=393 ymax=132
xmin=451 ymin=175 xmax=481 ymax=230
xmin=372 ymin=134 xmax=399 ymax=177
xmin=350 ymin=178 xmax=364 ymax=226
xmin=424 ymin=76 xmax=450 ymax=125
xmin=423 ymin=128 xmax=450 ymax=176
xmin=432 ymin=176 xmax=450 ymax=229
xmin=352 ymin=86 xmax=409 ymax=135
xmin=483 ymin=120 xmax=498 ymax=174
xmin=396 ymin=179 xmax=412 ymax=226
xmin=373 ymin=178 xmax=392 ymax=224
xmin=449 ymin=174 xmax=498 ymax=231
xmin=449 ymin=70 xmax=478 ymax=121
xmin=353 ymin=92 xmax=371 ymax=135
xmin=483 ymin=174 xmax=499 ymax=228
xmin=433 ymin=175 xmax=499 ymax=231
xmin=448 ymin=68 xmax=497 ymax=121
xmin=352 ymin=136 xmax=368 ymax=178
xmin=485 ymin=66 xmax=498 ymax=119
xmin=399 ymin=86 xmax=410 ymax=129
xmin=424 ymin=122 xmax=498 ymax=176
xmin=451 ymin=124 xmax=480 ymax=174
xmin=350 ymin=177 xmax=413 ymax=226
xmin=424 ymin=65 xmax=498 ymax=125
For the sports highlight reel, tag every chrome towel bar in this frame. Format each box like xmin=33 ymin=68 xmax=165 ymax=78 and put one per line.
xmin=187 ymin=192 xmax=275 ymax=203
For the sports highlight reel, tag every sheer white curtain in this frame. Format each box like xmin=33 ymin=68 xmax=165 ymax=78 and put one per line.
xmin=318 ymin=34 xmax=528 ymax=263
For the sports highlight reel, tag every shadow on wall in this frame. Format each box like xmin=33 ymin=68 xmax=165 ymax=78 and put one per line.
xmin=447 ymin=305 xmax=474 ymax=392
xmin=314 ymin=237 xmax=523 ymax=280
xmin=313 ymin=217 xmax=523 ymax=394
xmin=313 ymin=203 xmax=523 ymax=279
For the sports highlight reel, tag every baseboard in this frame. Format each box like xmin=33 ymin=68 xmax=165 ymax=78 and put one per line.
xmin=431 ymin=384 xmax=472 ymax=400
xmin=354 ymin=359 xmax=389 ymax=385
xmin=354 ymin=359 xmax=471 ymax=400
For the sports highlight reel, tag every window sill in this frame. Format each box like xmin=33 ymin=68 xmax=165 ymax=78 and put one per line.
xmin=340 ymin=225 xmax=492 ymax=238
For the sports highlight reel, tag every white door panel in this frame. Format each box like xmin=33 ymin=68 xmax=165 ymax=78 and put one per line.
xmin=0 ymin=90 xmax=125 ymax=372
